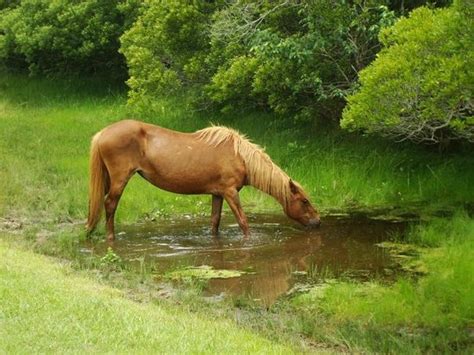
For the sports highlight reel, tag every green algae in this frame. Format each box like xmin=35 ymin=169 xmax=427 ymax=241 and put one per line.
xmin=164 ymin=265 xmax=245 ymax=281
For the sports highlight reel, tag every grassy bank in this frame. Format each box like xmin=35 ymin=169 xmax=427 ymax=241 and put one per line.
xmin=2 ymin=214 xmax=472 ymax=353
xmin=1 ymin=71 xmax=473 ymax=230
xmin=0 ymin=238 xmax=293 ymax=353
xmin=288 ymin=212 xmax=474 ymax=352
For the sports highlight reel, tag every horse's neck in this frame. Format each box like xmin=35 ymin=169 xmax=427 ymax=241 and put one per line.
xmin=219 ymin=131 xmax=290 ymax=210
xmin=248 ymin=164 xmax=289 ymax=211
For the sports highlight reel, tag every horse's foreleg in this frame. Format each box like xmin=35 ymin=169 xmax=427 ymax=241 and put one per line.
xmin=211 ymin=194 xmax=223 ymax=236
xmin=105 ymin=174 xmax=131 ymax=241
xmin=224 ymin=189 xmax=249 ymax=237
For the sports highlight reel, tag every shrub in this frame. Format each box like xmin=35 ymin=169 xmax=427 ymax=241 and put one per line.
xmin=0 ymin=0 xmax=139 ymax=75
xmin=120 ymin=0 xmax=395 ymax=121
xmin=120 ymin=0 xmax=219 ymax=113
xmin=205 ymin=0 xmax=396 ymax=122
xmin=341 ymin=1 xmax=473 ymax=144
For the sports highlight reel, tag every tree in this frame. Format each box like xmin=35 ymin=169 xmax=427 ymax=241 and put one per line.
xmin=0 ymin=0 xmax=139 ymax=75
xmin=121 ymin=0 xmax=396 ymax=122
xmin=119 ymin=0 xmax=220 ymax=113
xmin=205 ymin=0 xmax=397 ymax=121
xmin=341 ymin=1 xmax=473 ymax=144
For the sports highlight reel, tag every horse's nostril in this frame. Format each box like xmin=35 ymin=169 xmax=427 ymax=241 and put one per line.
xmin=309 ymin=218 xmax=321 ymax=227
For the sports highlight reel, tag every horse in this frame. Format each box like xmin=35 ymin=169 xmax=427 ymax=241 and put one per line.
xmin=86 ymin=120 xmax=320 ymax=241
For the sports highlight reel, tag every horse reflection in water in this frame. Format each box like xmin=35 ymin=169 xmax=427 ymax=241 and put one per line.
xmin=86 ymin=120 xmax=320 ymax=241
xmin=205 ymin=231 xmax=324 ymax=305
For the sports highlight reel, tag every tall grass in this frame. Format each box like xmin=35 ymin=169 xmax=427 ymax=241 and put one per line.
xmin=137 ymin=96 xmax=474 ymax=213
xmin=1 ymin=71 xmax=473 ymax=228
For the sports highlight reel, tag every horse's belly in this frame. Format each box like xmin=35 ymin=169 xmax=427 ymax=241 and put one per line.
xmin=139 ymin=163 xmax=229 ymax=195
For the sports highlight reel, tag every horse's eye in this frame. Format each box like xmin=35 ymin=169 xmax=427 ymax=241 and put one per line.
xmin=302 ymin=199 xmax=309 ymax=205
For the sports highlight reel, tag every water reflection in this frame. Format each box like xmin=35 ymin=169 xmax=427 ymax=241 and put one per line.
xmin=84 ymin=214 xmax=404 ymax=304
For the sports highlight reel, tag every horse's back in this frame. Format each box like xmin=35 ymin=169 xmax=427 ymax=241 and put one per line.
xmin=140 ymin=123 xmax=246 ymax=194
xmin=99 ymin=119 xmax=146 ymax=144
xmin=95 ymin=120 xmax=246 ymax=195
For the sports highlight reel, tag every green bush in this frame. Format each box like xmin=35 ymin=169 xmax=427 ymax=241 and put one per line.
xmin=120 ymin=0 xmax=396 ymax=122
xmin=0 ymin=0 xmax=139 ymax=75
xmin=341 ymin=1 xmax=473 ymax=144
xmin=120 ymin=0 xmax=219 ymax=113
xmin=209 ymin=1 xmax=395 ymax=121
xmin=206 ymin=55 xmax=260 ymax=112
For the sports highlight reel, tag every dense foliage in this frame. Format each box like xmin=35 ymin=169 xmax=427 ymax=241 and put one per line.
xmin=341 ymin=0 xmax=473 ymax=144
xmin=0 ymin=0 xmax=139 ymax=75
xmin=2 ymin=0 xmax=467 ymax=144
xmin=121 ymin=0 xmax=397 ymax=121
xmin=119 ymin=0 xmax=220 ymax=113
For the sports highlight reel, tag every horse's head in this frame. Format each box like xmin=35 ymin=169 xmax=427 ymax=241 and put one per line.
xmin=285 ymin=179 xmax=320 ymax=227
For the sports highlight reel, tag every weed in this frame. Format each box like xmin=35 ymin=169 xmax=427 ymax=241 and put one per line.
xmin=100 ymin=247 xmax=123 ymax=270
xmin=288 ymin=213 xmax=474 ymax=353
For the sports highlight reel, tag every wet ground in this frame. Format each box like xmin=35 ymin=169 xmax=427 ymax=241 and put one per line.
xmin=83 ymin=214 xmax=405 ymax=304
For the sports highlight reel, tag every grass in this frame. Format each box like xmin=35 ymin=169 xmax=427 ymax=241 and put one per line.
xmin=1 ymin=70 xmax=473 ymax=353
xmin=5 ymin=214 xmax=472 ymax=353
xmin=1 ymin=70 xmax=473 ymax=229
xmin=289 ymin=212 xmax=474 ymax=352
xmin=0 ymin=238 xmax=293 ymax=353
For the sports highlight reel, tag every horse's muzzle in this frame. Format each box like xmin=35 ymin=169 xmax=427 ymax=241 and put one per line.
xmin=308 ymin=218 xmax=321 ymax=228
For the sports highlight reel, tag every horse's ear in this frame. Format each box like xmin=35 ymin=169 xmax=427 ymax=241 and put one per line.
xmin=289 ymin=179 xmax=298 ymax=194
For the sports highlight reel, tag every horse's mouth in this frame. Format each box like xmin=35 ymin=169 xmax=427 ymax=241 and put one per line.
xmin=306 ymin=218 xmax=321 ymax=228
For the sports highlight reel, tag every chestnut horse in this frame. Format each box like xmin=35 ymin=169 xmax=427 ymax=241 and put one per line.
xmin=86 ymin=120 xmax=320 ymax=241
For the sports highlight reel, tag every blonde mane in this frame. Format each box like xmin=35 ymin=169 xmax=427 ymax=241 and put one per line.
xmin=195 ymin=126 xmax=292 ymax=208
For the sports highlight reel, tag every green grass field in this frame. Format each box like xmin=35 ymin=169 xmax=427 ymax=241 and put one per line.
xmin=1 ymin=71 xmax=473 ymax=353
xmin=0 ymin=238 xmax=293 ymax=353
xmin=1 ymin=71 xmax=473 ymax=228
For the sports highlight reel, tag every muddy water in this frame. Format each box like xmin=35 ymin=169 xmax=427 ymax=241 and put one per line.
xmin=84 ymin=214 xmax=405 ymax=304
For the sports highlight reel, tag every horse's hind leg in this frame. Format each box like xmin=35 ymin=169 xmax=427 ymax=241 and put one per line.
xmin=211 ymin=194 xmax=223 ymax=236
xmin=105 ymin=170 xmax=133 ymax=241
xmin=224 ymin=189 xmax=249 ymax=237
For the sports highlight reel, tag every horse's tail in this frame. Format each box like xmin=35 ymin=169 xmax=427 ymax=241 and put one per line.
xmin=86 ymin=132 xmax=108 ymax=233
